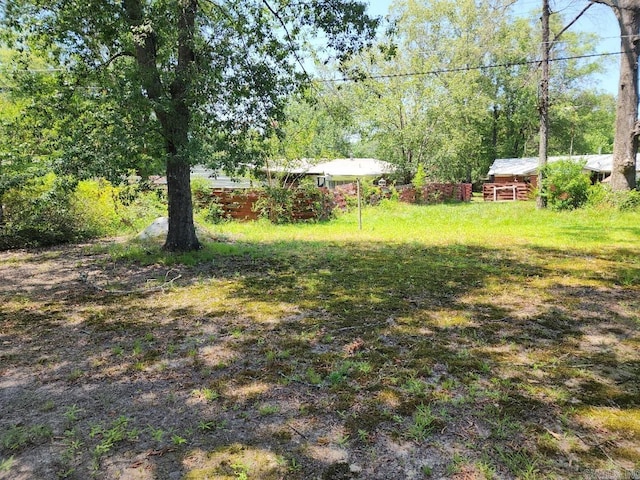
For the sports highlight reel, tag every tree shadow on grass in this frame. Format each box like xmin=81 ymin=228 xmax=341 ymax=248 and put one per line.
xmin=1 ymin=240 xmax=639 ymax=479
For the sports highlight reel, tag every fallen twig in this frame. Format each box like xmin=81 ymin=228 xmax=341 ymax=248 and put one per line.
xmin=79 ymin=270 xmax=182 ymax=295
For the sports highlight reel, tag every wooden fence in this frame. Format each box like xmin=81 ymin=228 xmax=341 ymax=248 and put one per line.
xmin=208 ymin=189 xmax=261 ymax=220
xmin=482 ymin=183 xmax=533 ymax=201
xmin=197 ymin=188 xmax=333 ymax=221
xmin=196 ymin=182 xmax=474 ymax=222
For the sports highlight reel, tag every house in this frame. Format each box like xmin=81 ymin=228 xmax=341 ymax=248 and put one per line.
xmin=150 ymin=165 xmax=258 ymax=189
xmin=484 ymin=154 xmax=640 ymax=201
xmin=265 ymin=157 xmax=395 ymax=188
xmin=151 ymin=159 xmax=394 ymax=190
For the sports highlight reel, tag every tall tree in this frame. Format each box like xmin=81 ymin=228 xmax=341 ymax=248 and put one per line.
xmin=4 ymin=1 xmax=378 ymax=250
xmin=326 ymin=0 xmax=611 ymax=184
xmin=591 ymin=0 xmax=640 ymax=190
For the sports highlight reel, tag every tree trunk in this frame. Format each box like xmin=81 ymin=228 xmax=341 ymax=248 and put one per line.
xmin=162 ymin=0 xmax=200 ymax=251
xmin=164 ymin=147 xmax=200 ymax=251
xmin=124 ymin=0 xmax=200 ymax=251
xmin=611 ymin=3 xmax=640 ymax=190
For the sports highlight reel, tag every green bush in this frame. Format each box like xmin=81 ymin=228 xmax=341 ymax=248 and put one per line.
xmin=253 ymin=180 xmax=335 ymax=224
xmin=0 ymin=173 xmax=80 ymax=248
xmin=254 ymin=186 xmax=295 ymax=224
xmin=412 ymin=164 xmax=427 ymax=203
xmin=190 ymin=176 xmax=212 ymax=201
xmin=204 ymin=199 xmax=226 ymax=224
xmin=588 ymin=183 xmax=640 ymax=211
xmin=0 ymin=174 xmax=164 ymax=249
xmin=541 ymin=159 xmax=591 ymax=211
xmin=73 ymin=179 xmax=126 ymax=237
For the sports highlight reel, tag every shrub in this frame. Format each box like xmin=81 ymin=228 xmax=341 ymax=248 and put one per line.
xmin=190 ymin=176 xmax=212 ymax=201
xmin=254 ymin=186 xmax=295 ymax=223
xmin=204 ymin=199 xmax=226 ymax=224
xmin=412 ymin=164 xmax=427 ymax=203
xmin=0 ymin=174 xmax=163 ymax=250
xmin=541 ymin=159 xmax=591 ymax=211
xmin=588 ymin=183 xmax=640 ymax=211
xmin=73 ymin=179 xmax=125 ymax=237
xmin=617 ymin=189 xmax=640 ymax=210
xmin=0 ymin=173 xmax=80 ymax=248
xmin=189 ymin=177 xmax=229 ymax=223
xmin=254 ymin=180 xmax=335 ymax=224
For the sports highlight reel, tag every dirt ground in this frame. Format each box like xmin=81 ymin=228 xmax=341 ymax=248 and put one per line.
xmin=1 ymin=241 xmax=638 ymax=479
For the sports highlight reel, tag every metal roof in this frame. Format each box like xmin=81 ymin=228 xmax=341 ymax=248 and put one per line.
xmin=268 ymin=158 xmax=395 ymax=179
xmin=488 ymin=154 xmax=640 ymax=176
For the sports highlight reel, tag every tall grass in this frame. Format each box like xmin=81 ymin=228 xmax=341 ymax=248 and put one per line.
xmin=210 ymin=200 xmax=640 ymax=252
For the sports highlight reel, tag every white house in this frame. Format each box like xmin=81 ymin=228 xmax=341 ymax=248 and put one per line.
xmin=266 ymin=158 xmax=395 ymax=188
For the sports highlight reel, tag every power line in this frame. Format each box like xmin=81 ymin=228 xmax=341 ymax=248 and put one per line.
xmin=319 ymin=50 xmax=624 ymax=83
xmin=0 ymin=51 xmax=622 ymax=87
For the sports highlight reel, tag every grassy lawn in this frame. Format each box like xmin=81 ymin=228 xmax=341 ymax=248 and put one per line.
xmin=1 ymin=200 xmax=639 ymax=479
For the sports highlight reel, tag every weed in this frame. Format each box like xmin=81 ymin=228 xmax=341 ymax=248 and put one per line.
xmin=327 ymin=360 xmax=360 ymax=385
xmin=288 ymin=456 xmax=302 ymax=472
xmin=132 ymin=339 xmax=143 ymax=356
xmin=172 ymin=434 xmax=187 ymax=445
xmin=407 ymin=404 xmax=439 ymax=441
xmin=1 ymin=424 xmax=53 ymax=451
xmin=57 ymin=429 xmax=83 ymax=478
xmin=231 ymin=461 xmax=249 ymax=480
xmin=444 ymin=453 xmax=466 ymax=476
xmin=421 ymin=464 xmax=433 ymax=476
xmin=258 ymin=404 xmax=280 ymax=416
xmin=64 ymin=404 xmax=83 ymax=423
xmin=191 ymin=387 xmax=219 ymax=402
xmin=198 ymin=420 xmax=226 ymax=432
xmin=488 ymin=414 xmax=520 ymax=440
xmin=148 ymin=426 xmax=165 ymax=442
xmin=403 ymin=378 xmax=429 ymax=397
xmin=357 ymin=429 xmax=370 ymax=443
xmin=91 ymin=416 xmax=138 ymax=461
xmin=305 ymin=367 xmax=323 ymax=385
xmin=66 ymin=368 xmax=83 ymax=381
xmin=0 ymin=456 xmax=15 ymax=472
xmin=112 ymin=344 xmax=124 ymax=356
xmin=231 ymin=328 xmax=244 ymax=339
xmin=495 ymin=447 xmax=540 ymax=478
xmin=477 ymin=459 xmax=497 ymax=479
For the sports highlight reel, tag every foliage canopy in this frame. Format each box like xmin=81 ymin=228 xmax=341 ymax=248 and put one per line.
xmin=3 ymin=0 xmax=378 ymax=250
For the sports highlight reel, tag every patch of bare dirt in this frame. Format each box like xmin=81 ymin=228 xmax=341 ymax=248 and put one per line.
xmin=1 ymin=241 xmax=638 ymax=479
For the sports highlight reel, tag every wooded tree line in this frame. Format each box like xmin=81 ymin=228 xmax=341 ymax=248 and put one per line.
xmin=273 ymin=0 xmax=617 ymax=184
xmin=0 ymin=0 xmax=636 ymax=251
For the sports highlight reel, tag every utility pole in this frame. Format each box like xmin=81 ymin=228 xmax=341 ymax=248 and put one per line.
xmin=537 ymin=0 xmax=550 ymax=209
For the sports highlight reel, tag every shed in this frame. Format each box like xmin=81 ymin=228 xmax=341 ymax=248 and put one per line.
xmin=487 ymin=154 xmax=640 ymax=186
xmin=484 ymin=154 xmax=640 ymax=201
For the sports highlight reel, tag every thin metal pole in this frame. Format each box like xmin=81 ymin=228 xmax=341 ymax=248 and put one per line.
xmin=357 ymin=178 xmax=362 ymax=230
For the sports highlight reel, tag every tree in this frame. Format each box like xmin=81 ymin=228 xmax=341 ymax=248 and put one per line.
xmin=267 ymin=90 xmax=356 ymax=162
xmin=331 ymin=0 xmax=607 ymax=185
xmin=591 ymin=0 xmax=640 ymax=190
xmin=4 ymin=1 xmax=378 ymax=251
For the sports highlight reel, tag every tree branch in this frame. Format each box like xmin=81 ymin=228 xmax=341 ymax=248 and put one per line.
xmin=549 ymin=2 xmax=595 ymax=51
xmin=97 ymin=51 xmax=135 ymax=70
xmin=260 ymin=0 xmax=311 ymax=82
xmin=589 ymin=0 xmax=615 ymax=7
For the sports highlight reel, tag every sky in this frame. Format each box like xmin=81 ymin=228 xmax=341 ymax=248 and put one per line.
xmin=365 ymin=0 xmax=621 ymax=96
